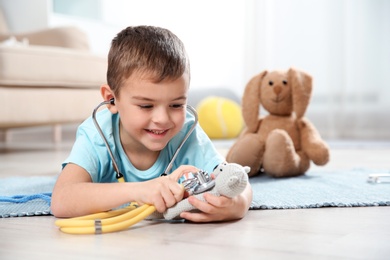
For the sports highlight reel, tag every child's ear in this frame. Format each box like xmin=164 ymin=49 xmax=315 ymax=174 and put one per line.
xmin=100 ymin=84 xmax=118 ymax=114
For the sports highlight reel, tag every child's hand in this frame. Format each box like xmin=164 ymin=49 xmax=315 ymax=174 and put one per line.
xmin=179 ymin=184 xmax=252 ymax=222
xmin=136 ymin=165 xmax=198 ymax=213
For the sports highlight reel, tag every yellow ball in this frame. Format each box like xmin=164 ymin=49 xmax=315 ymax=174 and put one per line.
xmin=196 ymin=96 xmax=244 ymax=139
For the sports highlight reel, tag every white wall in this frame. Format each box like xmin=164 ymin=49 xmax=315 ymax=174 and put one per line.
xmin=246 ymin=0 xmax=390 ymax=139
xmin=49 ymin=0 xmax=248 ymax=94
xmin=0 ymin=0 xmax=49 ymax=33
xmin=1 ymin=0 xmax=389 ymax=139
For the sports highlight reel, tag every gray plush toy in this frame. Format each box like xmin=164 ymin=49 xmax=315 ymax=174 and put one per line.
xmin=162 ymin=162 xmax=250 ymax=220
xmin=55 ymin=162 xmax=250 ymax=234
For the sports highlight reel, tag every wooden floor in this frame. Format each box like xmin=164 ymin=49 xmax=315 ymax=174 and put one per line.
xmin=1 ymin=126 xmax=390 ymax=260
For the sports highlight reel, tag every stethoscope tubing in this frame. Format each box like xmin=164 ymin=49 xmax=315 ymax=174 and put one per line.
xmin=56 ymin=101 xmax=199 ymax=234
xmin=92 ymin=100 xmax=198 ymax=178
xmin=92 ymin=99 xmax=124 ymax=181
xmin=163 ymin=105 xmax=198 ymax=175
xmin=57 ymin=204 xmax=156 ymax=234
xmin=55 ymin=203 xmax=138 ymax=227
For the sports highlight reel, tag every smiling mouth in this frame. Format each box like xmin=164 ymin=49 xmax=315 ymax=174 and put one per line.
xmin=146 ymin=129 xmax=168 ymax=135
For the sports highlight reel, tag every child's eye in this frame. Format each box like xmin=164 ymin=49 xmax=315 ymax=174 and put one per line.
xmin=139 ymin=104 xmax=153 ymax=109
xmin=170 ymin=104 xmax=185 ymax=109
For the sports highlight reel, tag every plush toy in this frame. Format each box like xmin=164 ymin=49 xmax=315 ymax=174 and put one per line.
xmin=162 ymin=162 xmax=250 ymax=220
xmin=197 ymin=96 xmax=244 ymax=139
xmin=56 ymin=162 xmax=250 ymax=234
xmin=226 ymin=68 xmax=330 ymax=177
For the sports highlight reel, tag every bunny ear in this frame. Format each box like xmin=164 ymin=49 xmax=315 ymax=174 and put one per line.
xmin=242 ymin=71 xmax=267 ymax=132
xmin=288 ymin=68 xmax=312 ymax=118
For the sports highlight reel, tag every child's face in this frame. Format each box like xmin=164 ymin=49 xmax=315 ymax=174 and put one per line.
xmin=114 ymin=71 xmax=190 ymax=154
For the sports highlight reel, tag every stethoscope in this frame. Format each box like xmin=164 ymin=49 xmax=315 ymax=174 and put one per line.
xmin=55 ymin=99 xmax=199 ymax=234
xmin=91 ymin=98 xmax=199 ymax=179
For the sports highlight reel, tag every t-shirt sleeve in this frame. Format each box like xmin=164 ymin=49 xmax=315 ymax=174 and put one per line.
xmin=62 ymin=125 xmax=107 ymax=183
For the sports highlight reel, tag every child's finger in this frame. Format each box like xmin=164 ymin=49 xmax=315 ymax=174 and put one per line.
xmin=168 ymin=165 xmax=199 ymax=182
xmin=170 ymin=182 xmax=185 ymax=203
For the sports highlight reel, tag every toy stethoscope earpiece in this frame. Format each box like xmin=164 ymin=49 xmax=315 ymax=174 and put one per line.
xmin=56 ymin=100 xmax=201 ymax=234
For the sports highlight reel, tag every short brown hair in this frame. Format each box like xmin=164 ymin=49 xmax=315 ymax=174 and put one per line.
xmin=107 ymin=26 xmax=190 ymax=97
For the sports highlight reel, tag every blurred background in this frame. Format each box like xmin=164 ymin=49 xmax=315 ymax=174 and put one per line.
xmin=1 ymin=0 xmax=389 ymax=140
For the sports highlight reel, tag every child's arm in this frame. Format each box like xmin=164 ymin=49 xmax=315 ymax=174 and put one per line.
xmin=51 ymin=163 xmax=198 ymax=218
xmin=178 ymin=182 xmax=253 ymax=222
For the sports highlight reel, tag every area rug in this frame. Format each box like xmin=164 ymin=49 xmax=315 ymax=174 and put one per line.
xmin=1 ymin=169 xmax=389 ymax=218
xmin=250 ymin=169 xmax=390 ymax=209
xmin=0 ymin=176 xmax=55 ymax=217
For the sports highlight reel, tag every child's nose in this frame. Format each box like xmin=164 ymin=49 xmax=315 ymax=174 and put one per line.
xmin=152 ymin=107 xmax=170 ymax=123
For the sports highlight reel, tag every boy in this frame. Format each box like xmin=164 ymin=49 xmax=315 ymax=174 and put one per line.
xmin=51 ymin=26 xmax=252 ymax=222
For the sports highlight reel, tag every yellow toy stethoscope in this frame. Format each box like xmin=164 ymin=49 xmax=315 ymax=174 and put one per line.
xmin=55 ymin=99 xmax=199 ymax=234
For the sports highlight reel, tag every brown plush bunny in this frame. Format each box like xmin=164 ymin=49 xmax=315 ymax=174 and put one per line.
xmin=226 ymin=68 xmax=330 ymax=177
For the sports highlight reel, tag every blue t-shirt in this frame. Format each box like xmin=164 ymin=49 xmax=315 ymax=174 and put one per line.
xmin=63 ymin=109 xmax=224 ymax=183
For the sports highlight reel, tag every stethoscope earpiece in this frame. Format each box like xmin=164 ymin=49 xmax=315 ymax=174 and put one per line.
xmin=109 ymin=98 xmax=115 ymax=105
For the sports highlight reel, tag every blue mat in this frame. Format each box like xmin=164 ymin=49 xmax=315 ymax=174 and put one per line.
xmin=1 ymin=169 xmax=389 ymax=218
xmin=0 ymin=176 xmax=56 ymax=218
xmin=250 ymin=169 xmax=390 ymax=209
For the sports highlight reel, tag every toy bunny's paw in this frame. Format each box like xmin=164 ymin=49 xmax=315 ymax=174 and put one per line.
xmin=311 ymin=144 xmax=330 ymax=166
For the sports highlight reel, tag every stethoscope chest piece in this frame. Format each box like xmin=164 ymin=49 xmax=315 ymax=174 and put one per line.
xmin=182 ymin=170 xmax=215 ymax=196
